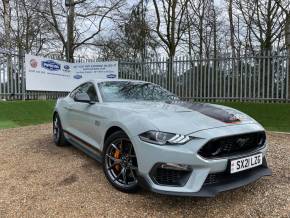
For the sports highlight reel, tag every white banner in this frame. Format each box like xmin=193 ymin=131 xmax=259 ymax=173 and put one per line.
xmin=25 ymin=54 xmax=118 ymax=91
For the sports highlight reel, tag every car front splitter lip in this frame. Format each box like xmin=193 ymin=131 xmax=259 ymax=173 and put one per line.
xmin=138 ymin=165 xmax=272 ymax=197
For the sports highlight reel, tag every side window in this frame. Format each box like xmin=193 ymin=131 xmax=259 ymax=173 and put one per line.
xmin=70 ymin=83 xmax=98 ymax=102
xmin=69 ymin=83 xmax=86 ymax=99
xmin=69 ymin=86 xmax=81 ymax=98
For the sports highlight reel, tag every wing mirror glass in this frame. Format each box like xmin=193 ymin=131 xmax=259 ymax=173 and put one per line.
xmin=74 ymin=93 xmax=95 ymax=104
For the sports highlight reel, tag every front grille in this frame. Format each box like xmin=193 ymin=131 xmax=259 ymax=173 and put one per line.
xmin=198 ymin=131 xmax=266 ymax=159
xmin=150 ymin=167 xmax=191 ymax=186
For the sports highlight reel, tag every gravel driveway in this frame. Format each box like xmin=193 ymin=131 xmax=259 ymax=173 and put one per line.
xmin=0 ymin=124 xmax=289 ymax=217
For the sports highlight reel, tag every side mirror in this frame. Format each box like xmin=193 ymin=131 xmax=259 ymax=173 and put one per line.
xmin=74 ymin=93 xmax=95 ymax=104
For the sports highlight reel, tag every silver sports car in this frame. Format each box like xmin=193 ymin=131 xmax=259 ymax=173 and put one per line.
xmin=53 ymin=79 xmax=271 ymax=197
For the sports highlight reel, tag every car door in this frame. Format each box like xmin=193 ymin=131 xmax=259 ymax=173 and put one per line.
xmin=66 ymin=82 xmax=102 ymax=149
xmin=64 ymin=83 xmax=87 ymax=135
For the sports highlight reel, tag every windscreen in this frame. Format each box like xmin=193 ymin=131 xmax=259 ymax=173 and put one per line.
xmin=98 ymin=81 xmax=179 ymax=102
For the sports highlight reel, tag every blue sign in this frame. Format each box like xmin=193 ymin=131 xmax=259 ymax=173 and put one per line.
xmin=73 ymin=74 xmax=82 ymax=79
xmin=41 ymin=60 xmax=61 ymax=71
xmin=64 ymin=65 xmax=70 ymax=70
xmin=106 ymin=74 xmax=117 ymax=79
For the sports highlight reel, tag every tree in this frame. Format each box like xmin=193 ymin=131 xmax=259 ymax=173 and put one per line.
xmin=275 ymin=0 xmax=290 ymax=49
xmin=0 ymin=0 xmax=59 ymax=55
xmin=13 ymin=0 xmax=52 ymax=54
xmin=235 ymin=0 xmax=287 ymax=50
xmin=120 ymin=0 xmax=154 ymax=59
xmin=227 ymin=0 xmax=236 ymax=56
xmin=152 ymin=0 xmax=189 ymax=59
xmin=43 ymin=0 xmax=124 ymax=62
xmin=183 ymin=0 xmax=223 ymax=58
xmin=274 ymin=0 xmax=290 ymax=100
xmin=2 ymin=0 xmax=11 ymax=51
xmin=151 ymin=0 xmax=189 ymax=90
xmin=98 ymin=0 xmax=158 ymax=60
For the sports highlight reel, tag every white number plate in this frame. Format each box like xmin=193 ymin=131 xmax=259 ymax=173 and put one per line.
xmin=230 ymin=153 xmax=263 ymax=174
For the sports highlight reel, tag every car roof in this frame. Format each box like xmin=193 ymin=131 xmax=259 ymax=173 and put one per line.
xmin=89 ymin=79 xmax=150 ymax=84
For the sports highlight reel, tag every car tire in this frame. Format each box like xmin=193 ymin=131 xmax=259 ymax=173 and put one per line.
xmin=102 ymin=131 xmax=139 ymax=193
xmin=53 ymin=113 xmax=67 ymax=147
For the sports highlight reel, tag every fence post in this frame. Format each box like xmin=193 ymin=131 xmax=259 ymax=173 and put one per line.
xmin=167 ymin=57 xmax=173 ymax=91
xmin=21 ymin=51 xmax=25 ymax=101
xmin=287 ymin=49 xmax=290 ymax=102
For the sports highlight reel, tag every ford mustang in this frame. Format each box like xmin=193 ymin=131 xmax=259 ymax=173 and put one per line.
xmin=53 ymin=79 xmax=271 ymax=197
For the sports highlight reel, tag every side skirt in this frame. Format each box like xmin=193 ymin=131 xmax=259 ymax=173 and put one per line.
xmin=63 ymin=130 xmax=103 ymax=163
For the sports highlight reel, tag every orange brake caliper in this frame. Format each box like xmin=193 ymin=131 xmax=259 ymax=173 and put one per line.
xmin=113 ymin=145 xmax=121 ymax=172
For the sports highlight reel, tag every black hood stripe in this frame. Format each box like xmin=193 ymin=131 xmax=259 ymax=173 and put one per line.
xmin=168 ymin=101 xmax=240 ymax=123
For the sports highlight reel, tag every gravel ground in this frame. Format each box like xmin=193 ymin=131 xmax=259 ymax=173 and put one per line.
xmin=0 ymin=124 xmax=289 ymax=218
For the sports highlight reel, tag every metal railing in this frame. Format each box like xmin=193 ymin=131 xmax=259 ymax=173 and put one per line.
xmin=0 ymin=50 xmax=289 ymax=102
xmin=119 ymin=51 xmax=290 ymax=102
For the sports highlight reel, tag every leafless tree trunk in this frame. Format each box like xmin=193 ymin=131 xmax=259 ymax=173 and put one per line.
xmin=212 ymin=5 xmax=217 ymax=59
xmin=44 ymin=0 xmax=123 ymax=62
xmin=185 ymin=6 xmax=192 ymax=57
xmin=286 ymin=14 xmax=290 ymax=49
xmin=2 ymin=0 xmax=12 ymax=99
xmin=227 ymin=0 xmax=236 ymax=56
xmin=198 ymin=4 xmax=204 ymax=58
xmin=275 ymin=0 xmax=290 ymax=100
xmin=275 ymin=0 xmax=290 ymax=49
xmin=152 ymin=0 xmax=189 ymax=59
xmin=66 ymin=0 xmax=75 ymax=62
xmin=152 ymin=0 xmax=189 ymax=89
xmin=287 ymin=14 xmax=290 ymax=101
xmin=2 ymin=0 xmax=11 ymax=51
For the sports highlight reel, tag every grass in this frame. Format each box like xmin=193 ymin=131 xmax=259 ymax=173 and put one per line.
xmin=215 ymin=102 xmax=290 ymax=132
xmin=0 ymin=100 xmax=55 ymax=129
xmin=0 ymin=100 xmax=289 ymax=132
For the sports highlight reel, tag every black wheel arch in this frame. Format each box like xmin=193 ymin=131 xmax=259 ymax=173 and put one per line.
xmin=104 ymin=126 xmax=127 ymax=145
xmin=53 ymin=111 xmax=64 ymax=127
xmin=53 ymin=111 xmax=58 ymax=121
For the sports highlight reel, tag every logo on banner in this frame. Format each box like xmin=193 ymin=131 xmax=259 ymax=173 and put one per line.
xmin=106 ymin=74 xmax=117 ymax=79
xmin=41 ymin=60 xmax=61 ymax=71
xmin=30 ymin=59 xmax=38 ymax=68
xmin=73 ymin=74 xmax=82 ymax=79
xmin=63 ymin=65 xmax=71 ymax=72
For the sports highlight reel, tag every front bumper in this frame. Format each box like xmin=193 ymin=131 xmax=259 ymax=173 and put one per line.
xmin=131 ymin=123 xmax=272 ymax=197
xmin=138 ymin=159 xmax=271 ymax=197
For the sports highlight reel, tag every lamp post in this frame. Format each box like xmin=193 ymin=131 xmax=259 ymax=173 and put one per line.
xmin=65 ymin=0 xmax=75 ymax=62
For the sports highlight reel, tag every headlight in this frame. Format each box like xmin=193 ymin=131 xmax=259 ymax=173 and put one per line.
xmin=139 ymin=130 xmax=192 ymax=145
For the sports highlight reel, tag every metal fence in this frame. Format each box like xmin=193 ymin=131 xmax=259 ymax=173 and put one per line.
xmin=0 ymin=49 xmax=289 ymax=102
xmin=119 ymin=51 xmax=290 ymax=102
